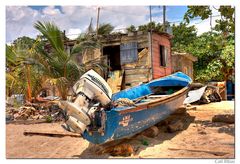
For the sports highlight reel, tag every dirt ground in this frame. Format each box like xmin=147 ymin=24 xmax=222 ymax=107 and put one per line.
xmin=6 ymin=101 xmax=235 ymax=159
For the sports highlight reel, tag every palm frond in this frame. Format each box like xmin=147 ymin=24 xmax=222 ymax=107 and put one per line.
xmin=6 ymin=45 xmax=18 ymax=66
xmin=98 ymin=23 xmax=114 ymax=35
xmin=34 ymin=21 xmax=64 ymax=52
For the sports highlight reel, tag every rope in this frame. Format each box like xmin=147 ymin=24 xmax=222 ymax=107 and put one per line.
xmin=113 ymin=98 xmax=136 ymax=107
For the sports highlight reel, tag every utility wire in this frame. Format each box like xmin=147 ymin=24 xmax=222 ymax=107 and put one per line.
xmin=100 ymin=7 xmax=146 ymax=17
xmin=7 ymin=11 xmax=221 ymax=43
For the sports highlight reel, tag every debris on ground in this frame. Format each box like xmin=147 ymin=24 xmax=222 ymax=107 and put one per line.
xmin=184 ymin=83 xmax=222 ymax=105
xmin=6 ymin=103 xmax=65 ymax=123
xmin=212 ymin=114 xmax=235 ymax=124
xmin=200 ymin=85 xmax=222 ymax=104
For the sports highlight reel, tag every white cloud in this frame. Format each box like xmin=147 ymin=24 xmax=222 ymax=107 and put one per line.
xmin=6 ymin=6 xmax=223 ymax=43
xmin=99 ymin=6 xmax=150 ymax=27
xmin=66 ymin=28 xmax=82 ymax=40
xmin=6 ymin=6 xmax=152 ymax=43
xmin=6 ymin=6 xmax=41 ymax=42
xmin=42 ymin=6 xmax=61 ymax=16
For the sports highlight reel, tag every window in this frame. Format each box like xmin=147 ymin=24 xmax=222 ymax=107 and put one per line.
xmin=120 ymin=42 xmax=138 ymax=64
xmin=159 ymin=45 xmax=168 ymax=67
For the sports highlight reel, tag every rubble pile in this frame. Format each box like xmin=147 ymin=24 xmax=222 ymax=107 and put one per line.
xmin=185 ymin=83 xmax=222 ymax=105
xmin=6 ymin=104 xmax=65 ymax=122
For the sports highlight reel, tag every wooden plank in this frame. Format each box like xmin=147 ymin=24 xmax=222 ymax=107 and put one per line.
xmin=125 ymin=75 xmax=149 ymax=82
xmin=24 ymin=130 xmax=81 ymax=138
xmin=125 ymin=69 xmax=149 ymax=75
xmin=125 ymin=80 xmax=148 ymax=84
xmin=107 ymin=70 xmax=124 ymax=94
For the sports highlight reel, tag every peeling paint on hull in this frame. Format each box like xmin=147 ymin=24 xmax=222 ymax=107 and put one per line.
xmin=82 ymin=72 xmax=191 ymax=144
xmin=83 ymin=89 xmax=188 ymax=144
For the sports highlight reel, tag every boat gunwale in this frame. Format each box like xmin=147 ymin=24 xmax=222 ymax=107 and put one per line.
xmin=116 ymin=85 xmax=190 ymax=114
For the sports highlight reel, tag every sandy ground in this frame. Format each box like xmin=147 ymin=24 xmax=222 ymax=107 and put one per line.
xmin=6 ymin=101 xmax=235 ymax=159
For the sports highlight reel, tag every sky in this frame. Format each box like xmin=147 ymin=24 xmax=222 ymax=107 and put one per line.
xmin=6 ymin=6 xmax=220 ymax=43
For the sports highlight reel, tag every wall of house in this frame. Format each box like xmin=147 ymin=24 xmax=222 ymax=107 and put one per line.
xmin=151 ymin=33 xmax=172 ymax=79
xmin=171 ymin=55 xmax=194 ymax=79
xmin=123 ymin=48 xmax=151 ymax=88
xmin=101 ymin=32 xmax=151 ymax=89
xmin=81 ymin=32 xmax=173 ymax=90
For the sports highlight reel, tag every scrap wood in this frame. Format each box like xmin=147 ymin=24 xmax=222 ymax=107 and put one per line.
xmin=6 ymin=102 xmax=65 ymax=122
xmin=107 ymin=70 xmax=124 ymax=94
xmin=24 ymin=130 xmax=81 ymax=138
xmin=168 ymin=147 xmax=228 ymax=156
xmin=137 ymin=48 xmax=148 ymax=60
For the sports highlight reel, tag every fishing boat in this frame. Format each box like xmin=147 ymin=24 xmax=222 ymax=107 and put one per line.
xmin=60 ymin=70 xmax=192 ymax=144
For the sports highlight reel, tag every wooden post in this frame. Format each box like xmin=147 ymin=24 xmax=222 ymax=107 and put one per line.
xmin=96 ymin=7 xmax=100 ymax=37
xmin=149 ymin=6 xmax=153 ymax=80
xmin=163 ymin=6 xmax=166 ymax=32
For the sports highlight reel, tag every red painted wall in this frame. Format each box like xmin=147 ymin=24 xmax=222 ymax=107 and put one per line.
xmin=151 ymin=33 xmax=172 ymax=79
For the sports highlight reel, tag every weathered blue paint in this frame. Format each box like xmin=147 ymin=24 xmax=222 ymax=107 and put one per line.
xmin=147 ymin=72 xmax=191 ymax=87
xmin=112 ymin=72 xmax=192 ymax=101
xmin=82 ymin=72 xmax=192 ymax=144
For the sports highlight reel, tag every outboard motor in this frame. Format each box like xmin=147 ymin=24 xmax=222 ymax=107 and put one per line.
xmin=60 ymin=70 xmax=112 ymax=134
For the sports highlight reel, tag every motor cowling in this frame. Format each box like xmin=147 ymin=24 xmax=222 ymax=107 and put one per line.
xmin=61 ymin=70 xmax=112 ymax=134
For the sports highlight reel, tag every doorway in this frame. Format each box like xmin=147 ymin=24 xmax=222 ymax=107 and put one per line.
xmin=103 ymin=45 xmax=121 ymax=71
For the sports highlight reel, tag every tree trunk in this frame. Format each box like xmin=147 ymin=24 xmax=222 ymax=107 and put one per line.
xmin=26 ymin=65 xmax=32 ymax=102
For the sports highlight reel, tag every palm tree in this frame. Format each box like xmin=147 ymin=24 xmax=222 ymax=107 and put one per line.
xmin=6 ymin=43 xmax=43 ymax=101
xmin=33 ymin=21 xmax=115 ymax=100
xmin=34 ymin=21 xmax=82 ymax=100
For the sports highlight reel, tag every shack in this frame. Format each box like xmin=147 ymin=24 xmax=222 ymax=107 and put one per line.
xmin=171 ymin=52 xmax=197 ymax=79
xmin=45 ymin=31 xmax=173 ymax=93
xmin=79 ymin=31 xmax=173 ymax=93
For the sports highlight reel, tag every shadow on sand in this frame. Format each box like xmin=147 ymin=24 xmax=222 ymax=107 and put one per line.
xmin=72 ymin=112 xmax=195 ymax=158
xmin=194 ymin=120 xmax=235 ymax=136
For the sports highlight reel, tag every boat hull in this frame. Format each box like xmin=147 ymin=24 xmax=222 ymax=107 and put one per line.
xmin=82 ymin=87 xmax=188 ymax=144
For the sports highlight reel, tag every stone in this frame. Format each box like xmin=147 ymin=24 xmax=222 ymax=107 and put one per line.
xmin=167 ymin=120 xmax=184 ymax=133
xmin=212 ymin=114 xmax=234 ymax=124
xmin=173 ymin=106 xmax=187 ymax=114
xmin=110 ymin=144 xmax=134 ymax=156
xmin=142 ymin=126 xmax=159 ymax=138
xmin=97 ymin=144 xmax=134 ymax=157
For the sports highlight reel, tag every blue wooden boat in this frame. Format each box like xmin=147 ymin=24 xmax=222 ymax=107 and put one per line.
xmin=61 ymin=70 xmax=192 ymax=144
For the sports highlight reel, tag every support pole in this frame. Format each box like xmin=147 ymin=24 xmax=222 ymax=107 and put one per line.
xmin=96 ymin=7 xmax=100 ymax=37
xmin=149 ymin=6 xmax=153 ymax=80
xmin=163 ymin=6 xmax=166 ymax=32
